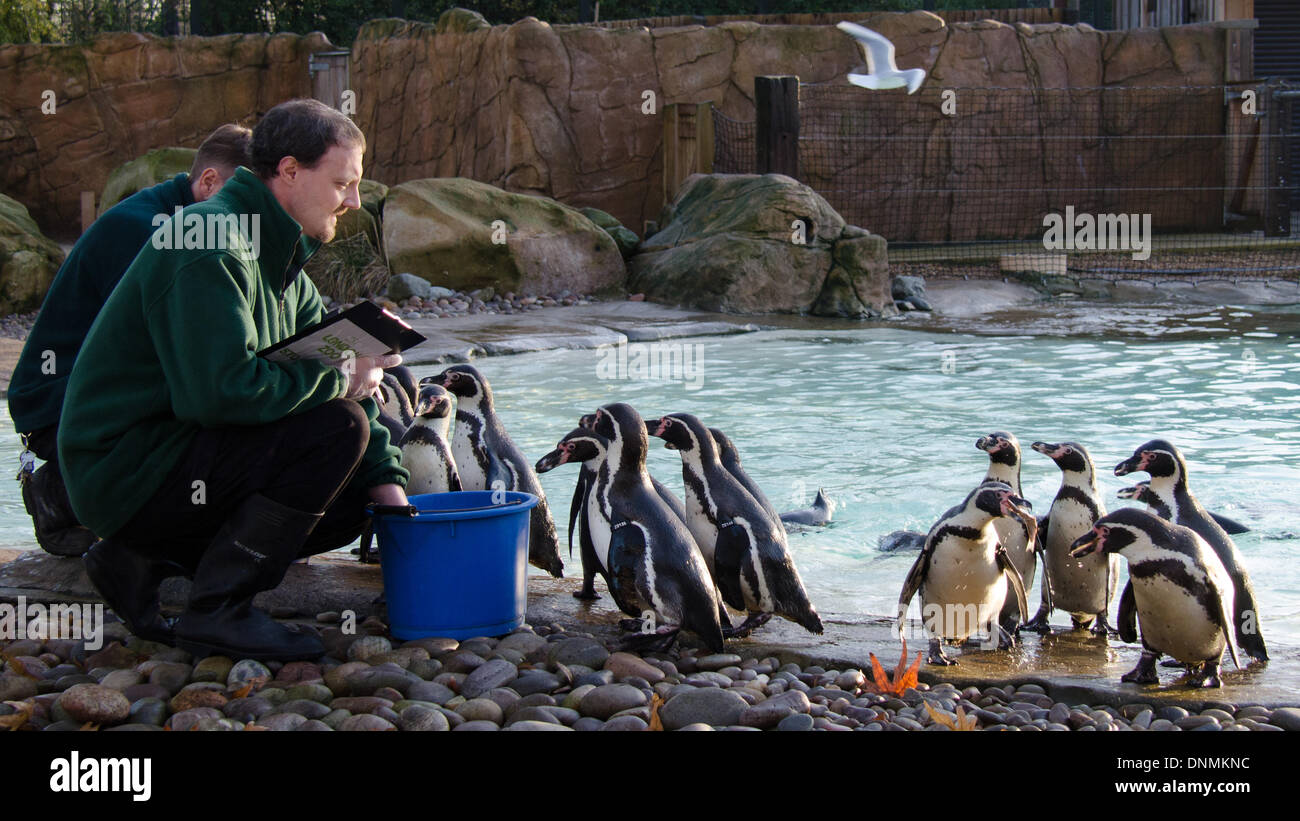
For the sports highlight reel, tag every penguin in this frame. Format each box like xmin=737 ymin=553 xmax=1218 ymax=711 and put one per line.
xmin=1117 ymin=482 xmax=1250 ymax=535
xmin=398 ymin=383 xmax=462 ymax=495
xmin=646 ymin=411 xmax=823 ymax=635
xmin=878 ymin=530 xmax=927 ymax=552
xmin=1115 ymin=439 xmax=1267 ymax=662
xmin=1069 ymin=508 xmax=1240 ymax=688
xmin=709 ymin=427 xmax=783 ymax=527
xmin=536 ymin=422 xmax=725 ymax=653
xmin=975 ymin=432 xmax=1036 ymax=630
xmin=377 ymin=371 xmax=416 ymax=430
xmin=561 ymin=412 xmax=687 ymax=601
xmin=896 ymin=481 xmax=1032 ymax=665
xmin=429 ymin=365 xmax=563 ymax=578
xmin=780 ymin=489 xmax=837 ymax=527
xmin=1024 ymin=441 xmax=1118 ymax=634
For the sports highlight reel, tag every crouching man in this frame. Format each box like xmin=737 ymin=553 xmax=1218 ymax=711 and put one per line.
xmin=60 ymin=99 xmax=409 ymax=660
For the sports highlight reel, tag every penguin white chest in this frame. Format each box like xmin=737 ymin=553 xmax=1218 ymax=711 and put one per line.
xmin=451 ymin=418 xmax=486 ymax=491
xmin=402 ymin=436 xmax=454 ymax=494
xmin=1132 ymin=575 xmax=1227 ymax=663
xmin=921 ymin=534 xmax=1006 ymax=641
xmin=1046 ymin=498 xmax=1110 ymax=614
xmin=586 ymin=487 xmax=613 ymax=572
xmin=682 ymin=482 xmax=719 ymax=567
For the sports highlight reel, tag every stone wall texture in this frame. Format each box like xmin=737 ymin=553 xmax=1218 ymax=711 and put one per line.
xmin=0 ymin=31 xmax=329 ymax=236
xmin=0 ymin=13 xmax=1237 ymax=242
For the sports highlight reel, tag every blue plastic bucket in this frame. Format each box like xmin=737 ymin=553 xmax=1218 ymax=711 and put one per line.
xmin=373 ymin=491 xmax=538 ymax=640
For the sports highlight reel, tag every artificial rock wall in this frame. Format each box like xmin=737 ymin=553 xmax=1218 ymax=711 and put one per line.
xmin=0 ymin=31 xmax=328 ymax=234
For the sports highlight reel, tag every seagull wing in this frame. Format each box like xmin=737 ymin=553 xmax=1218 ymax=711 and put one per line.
xmin=836 ymin=21 xmax=898 ymax=75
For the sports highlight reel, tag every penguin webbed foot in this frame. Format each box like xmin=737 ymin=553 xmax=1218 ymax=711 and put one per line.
xmin=1021 ymin=608 xmax=1052 ymax=635
xmin=722 ymin=611 xmax=773 ymax=640
xmin=617 ymin=625 xmax=681 ymax=654
xmin=1186 ymin=662 xmax=1223 ymax=689
xmin=927 ymin=639 xmax=956 ymax=666
xmin=1121 ymin=651 xmax=1160 ymax=684
xmin=1160 ymin=658 xmax=1188 ymax=669
xmin=996 ymin=625 xmax=1018 ymax=651
xmin=573 ymin=578 xmax=600 ymax=601
xmin=1090 ymin=613 xmax=1118 ymax=638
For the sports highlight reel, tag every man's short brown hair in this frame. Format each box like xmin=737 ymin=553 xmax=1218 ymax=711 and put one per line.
xmin=190 ymin=123 xmax=252 ymax=179
xmin=247 ymin=99 xmax=365 ymax=180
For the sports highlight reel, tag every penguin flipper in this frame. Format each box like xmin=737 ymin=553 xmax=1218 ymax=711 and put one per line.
xmin=448 ymin=465 xmax=462 ymax=493
xmin=569 ymin=468 xmax=590 ymax=559
xmin=606 ymin=522 xmax=647 ymax=619
xmin=1210 ymin=511 xmax=1249 ymax=535
xmin=1117 ymin=581 xmax=1138 ymax=644
xmin=897 ymin=547 xmax=932 ymax=638
xmin=1208 ymin=575 xmax=1242 ymax=671
xmin=994 ymin=545 xmax=1029 ymax=630
xmin=713 ymin=524 xmax=750 ymax=612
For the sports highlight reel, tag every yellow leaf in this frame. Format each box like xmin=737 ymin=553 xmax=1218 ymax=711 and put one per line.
xmin=78 ymin=722 xmax=100 ymax=732
xmin=0 ymin=653 xmax=39 ymax=681
xmin=0 ymin=700 xmax=35 ymax=731
xmin=923 ymin=700 xmax=957 ymax=730
xmin=243 ymin=724 xmax=269 ymax=731
xmin=648 ymin=694 xmax=664 ymax=732
xmin=955 ymin=705 xmax=977 ymax=731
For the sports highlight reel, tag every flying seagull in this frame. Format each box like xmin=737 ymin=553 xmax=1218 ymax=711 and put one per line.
xmin=836 ymin=21 xmax=926 ymax=94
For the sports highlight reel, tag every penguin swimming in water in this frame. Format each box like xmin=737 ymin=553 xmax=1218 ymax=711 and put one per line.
xmin=536 ymin=423 xmax=725 ymax=653
xmin=1069 ymin=508 xmax=1240 ymax=688
xmin=647 ymin=412 xmax=823 ymax=635
xmin=1024 ymin=441 xmax=1118 ymax=634
xmin=429 ymin=365 xmax=563 ymax=578
xmin=780 ymin=489 xmax=837 ymax=527
xmin=896 ymin=481 xmax=1032 ymax=665
xmin=976 ymin=432 xmax=1036 ymax=630
xmin=398 ymin=383 xmax=462 ymax=495
xmin=1115 ymin=439 xmax=1267 ymax=662
xmin=1118 ymin=481 xmax=1250 ymax=535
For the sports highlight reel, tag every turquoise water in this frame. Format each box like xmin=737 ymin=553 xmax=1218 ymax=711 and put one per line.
xmin=4 ymin=308 xmax=1299 ymax=647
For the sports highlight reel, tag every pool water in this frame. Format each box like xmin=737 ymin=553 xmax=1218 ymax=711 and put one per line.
xmin=4 ymin=307 xmax=1298 ymax=648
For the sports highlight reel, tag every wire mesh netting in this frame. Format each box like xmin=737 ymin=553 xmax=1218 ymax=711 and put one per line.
xmin=715 ymin=83 xmax=1299 ymax=279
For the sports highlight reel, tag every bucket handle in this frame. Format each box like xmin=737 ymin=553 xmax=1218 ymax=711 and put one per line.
xmin=366 ymin=499 xmax=528 ymax=518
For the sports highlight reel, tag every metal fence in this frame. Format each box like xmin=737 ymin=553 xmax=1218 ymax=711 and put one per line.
xmin=714 ymin=82 xmax=1299 ymax=278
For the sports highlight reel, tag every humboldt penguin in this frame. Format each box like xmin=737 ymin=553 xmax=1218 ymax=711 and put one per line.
xmin=1025 ymin=441 xmax=1117 ymax=634
xmin=1115 ymin=439 xmax=1267 ymax=661
xmin=536 ymin=423 xmax=725 ymax=652
xmin=429 ymin=365 xmax=563 ymax=577
xmin=1070 ymin=508 xmax=1240 ymax=687
xmin=398 ymin=383 xmax=461 ymax=495
xmin=976 ymin=431 xmax=1036 ymax=629
xmin=780 ymin=489 xmax=837 ymax=527
xmin=1118 ymin=482 xmax=1250 ymax=535
xmin=896 ymin=481 xmax=1032 ymax=665
xmin=646 ymin=412 xmax=823 ymax=635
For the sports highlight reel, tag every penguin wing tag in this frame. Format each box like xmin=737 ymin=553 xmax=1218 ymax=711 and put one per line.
xmin=714 ymin=524 xmax=751 ymax=613
xmin=1117 ymin=581 xmax=1138 ymax=644
xmin=17 ymin=449 xmax=35 ymax=481
xmin=995 ymin=545 xmax=1029 ymax=629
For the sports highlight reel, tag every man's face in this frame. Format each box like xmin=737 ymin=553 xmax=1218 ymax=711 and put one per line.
xmin=277 ymin=141 xmax=364 ymax=243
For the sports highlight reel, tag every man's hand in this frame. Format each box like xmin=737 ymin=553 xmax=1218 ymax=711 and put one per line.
xmin=342 ymin=353 xmax=402 ymax=401
xmin=368 ymin=483 xmax=408 ymax=507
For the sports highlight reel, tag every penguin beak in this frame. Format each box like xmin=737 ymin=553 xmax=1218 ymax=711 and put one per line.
xmin=1117 ymin=484 xmax=1140 ymax=500
xmin=999 ymin=494 xmax=1032 ymax=518
xmin=1069 ymin=528 xmax=1103 ymax=558
xmin=1031 ymin=441 xmax=1057 ymax=457
xmin=413 ymin=396 xmax=434 ymax=416
xmin=578 ymin=413 xmax=597 ymax=430
xmin=976 ymin=436 xmax=992 ymax=451
xmin=1114 ymin=453 xmax=1140 ymax=476
xmin=534 ymin=448 xmax=566 ymax=473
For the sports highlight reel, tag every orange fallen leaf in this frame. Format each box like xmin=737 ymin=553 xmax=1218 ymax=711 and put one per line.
xmin=1 ymin=653 xmax=39 ymax=681
xmin=863 ymin=638 xmax=923 ymax=696
xmin=648 ymin=694 xmax=665 ymax=732
xmin=229 ymin=675 xmax=269 ymax=699
xmin=78 ymin=722 xmax=100 ymax=732
xmin=0 ymin=700 xmax=34 ymax=731
xmin=243 ymin=724 xmax=269 ymax=731
xmin=923 ymin=700 xmax=977 ymax=731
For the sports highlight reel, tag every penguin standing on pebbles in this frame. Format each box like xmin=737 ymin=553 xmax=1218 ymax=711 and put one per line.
xmin=1115 ymin=439 xmax=1267 ymax=662
xmin=896 ymin=481 xmax=1032 ymax=665
xmin=1025 ymin=441 xmax=1117 ymax=634
xmin=648 ymin=412 xmax=823 ymax=635
xmin=976 ymin=432 xmax=1036 ymax=630
xmin=536 ymin=422 xmax=725 ymax=653
xmin=430 ymin=365 xmax=563 ymax=577
xmin=398 ymin=383 xmax=461 ymax=495
xmin=1069 ymin=508 xmax=1240 ymax=688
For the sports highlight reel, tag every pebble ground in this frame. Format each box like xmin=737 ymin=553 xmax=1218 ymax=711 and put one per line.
xmin=3 ymin=615 xmax=1296 ymax=732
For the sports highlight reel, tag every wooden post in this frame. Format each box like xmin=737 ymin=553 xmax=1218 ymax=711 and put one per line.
xmin=80 ymin=192 xmax=95 ymax=233
xmin=695 ymin=102 xmax=714 ymax=174
xmin=754 ymin=75 xmax=799 ymax=178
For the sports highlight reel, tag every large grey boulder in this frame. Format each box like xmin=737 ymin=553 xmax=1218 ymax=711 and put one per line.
xmin=0 ymin=193 xmax=65 ymax=315
xmin=383 ymin=178 xmax=626 ymax=296
xmin=629 ymin=174 xmax=894 ymax=317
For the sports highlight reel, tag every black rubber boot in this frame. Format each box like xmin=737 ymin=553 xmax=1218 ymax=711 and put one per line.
xmin=83 ymin=539 xmax=189 ymax=644
xmin=174 ymin=494 xmax=325 ymax=661
xmin=22 ymin=461 xmax=97 ymax=557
